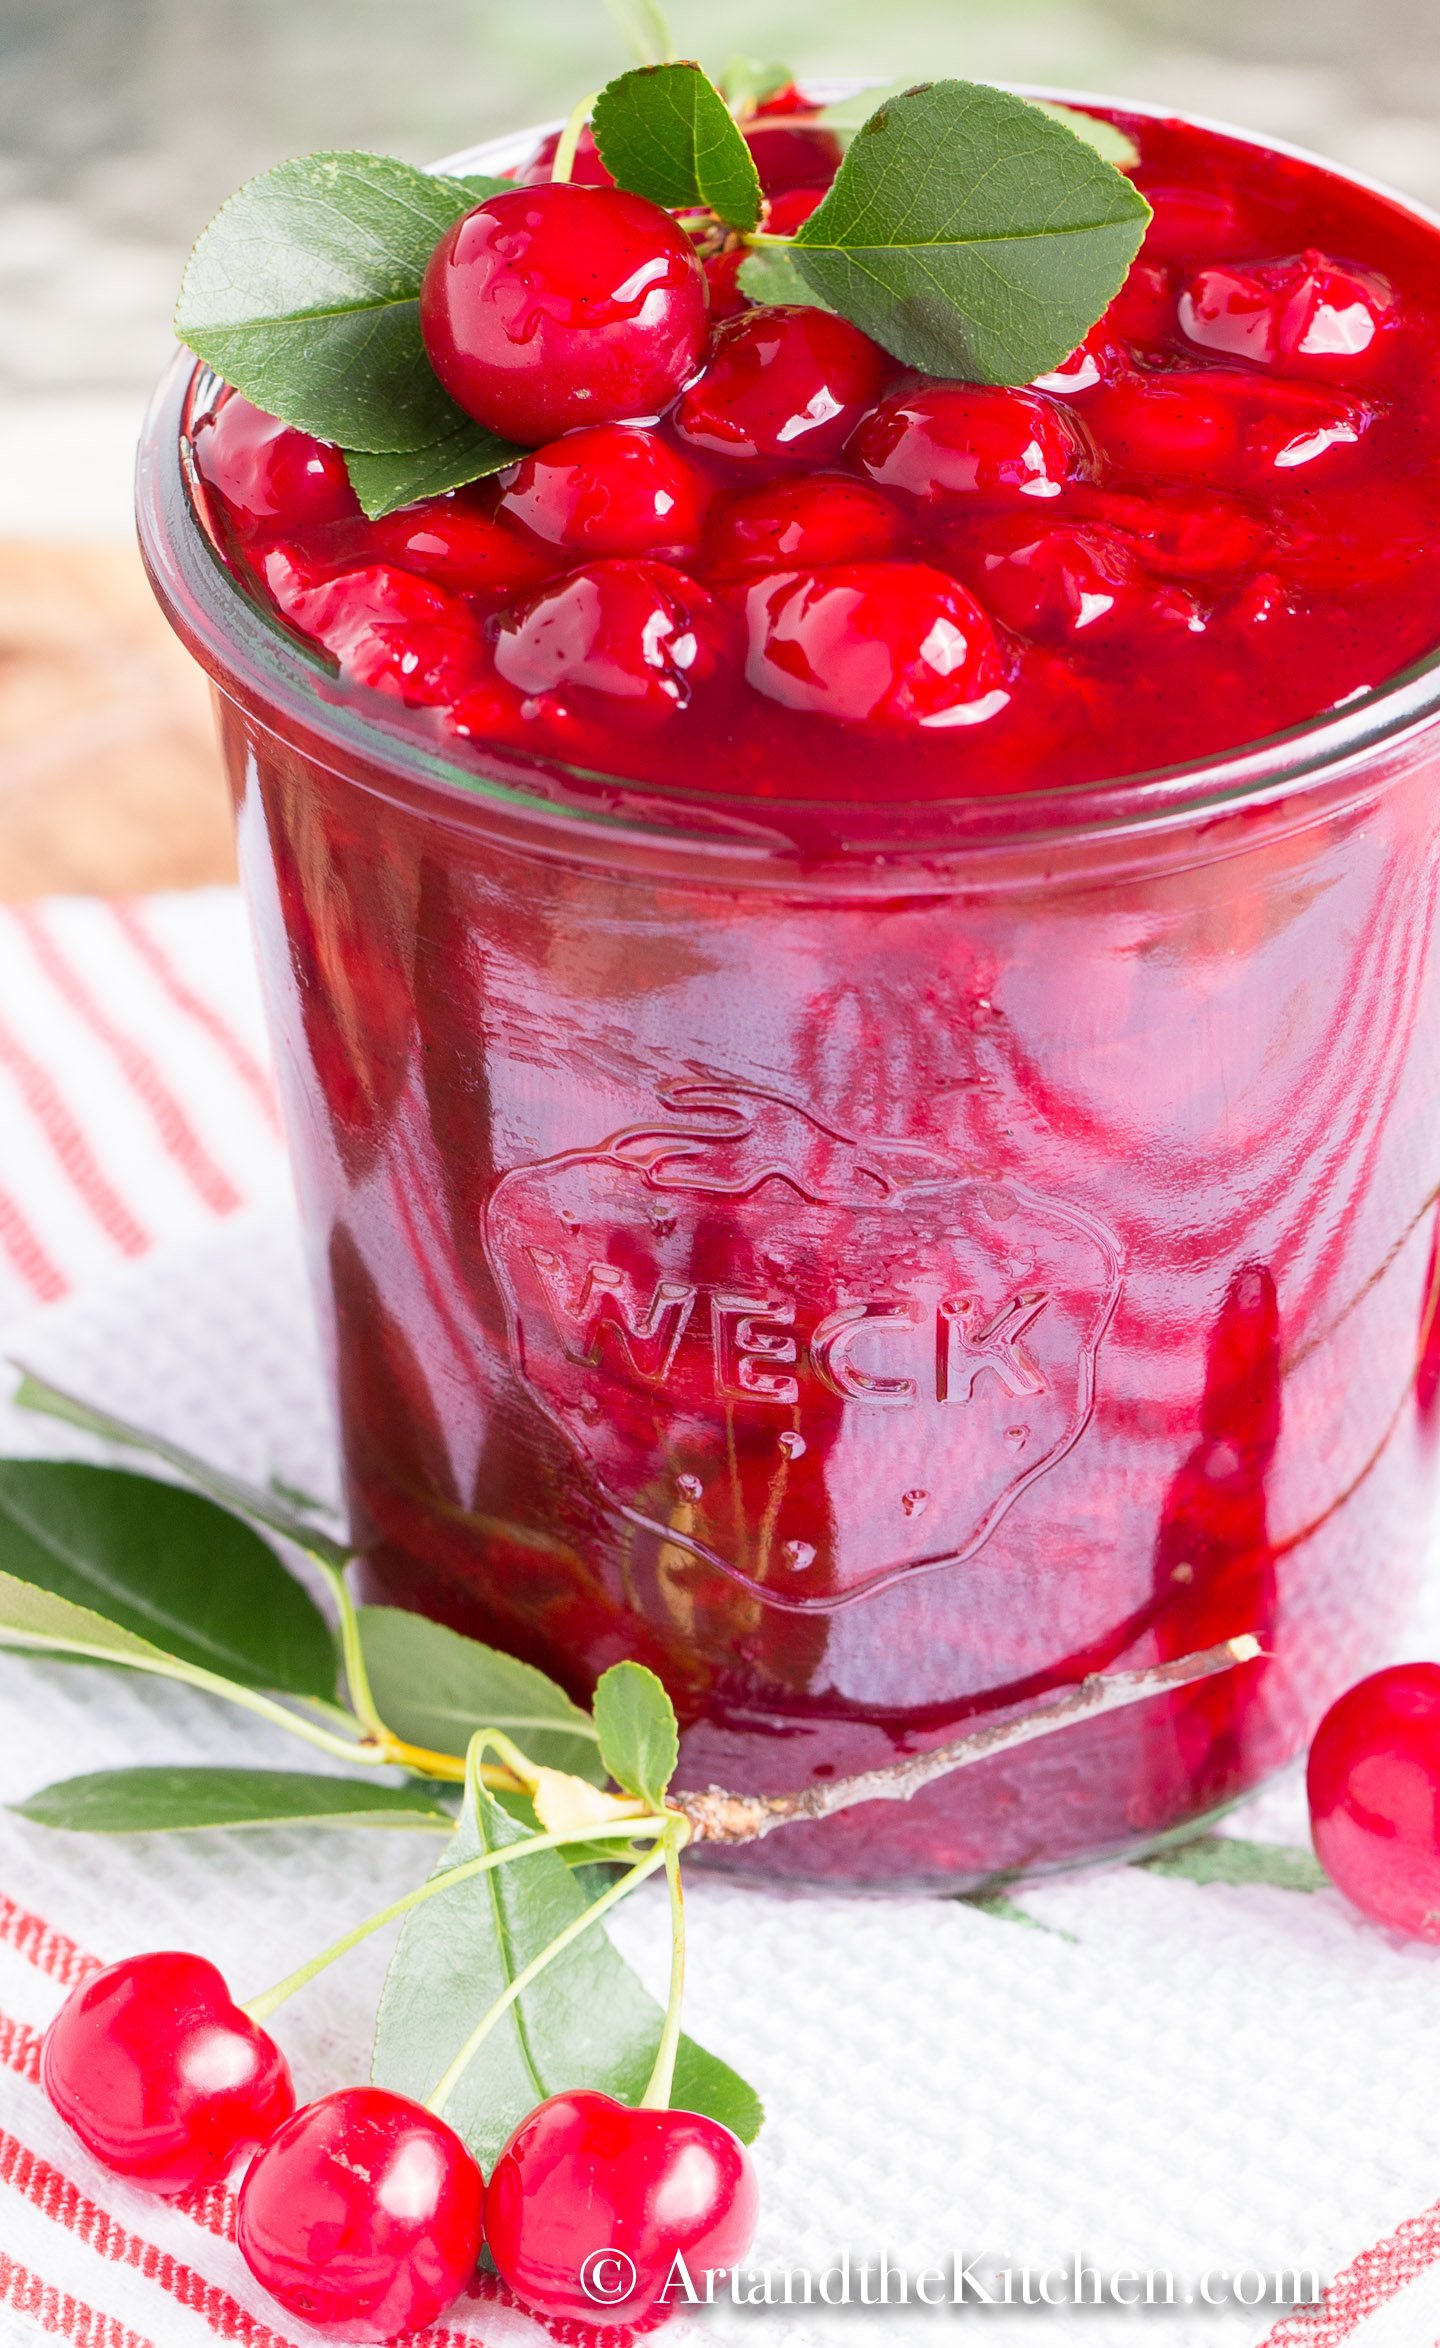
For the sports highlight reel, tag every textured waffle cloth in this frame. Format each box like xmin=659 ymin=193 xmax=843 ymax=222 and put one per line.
xmin=1 ymin=891 xmax=1440 ymax=2348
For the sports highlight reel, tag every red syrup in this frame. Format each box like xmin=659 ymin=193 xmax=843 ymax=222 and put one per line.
xmin=193 ymin=111 xmax=1440 ymax=804
xmin=154 ymin=101 xmax=1440 ymax=1886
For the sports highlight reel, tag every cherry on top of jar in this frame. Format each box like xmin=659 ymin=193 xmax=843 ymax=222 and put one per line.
xmin=188 ymin=97 xmax=1440 ymax=810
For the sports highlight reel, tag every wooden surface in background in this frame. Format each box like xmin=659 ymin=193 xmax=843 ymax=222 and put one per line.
xmin=0 ymin=541 xmax=235 ymax=900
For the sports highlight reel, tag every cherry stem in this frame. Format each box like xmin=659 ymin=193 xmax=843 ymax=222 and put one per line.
xmin=425 ymin=1843 xmax=668 ymax=2118
xmin=243 ymin=1812 xmax=670 ymax=2025
xmin=312 ymin=1555 xmax=388 ymax=1742
xmin=673 ymin=1635 xmax=1264 ymax=1846
xmin=0 ymin=1626 xmax=526 ymax=1792
xmin=551 ymin=93 xmax=599 ymax=186
xmin=640 ymin=1820 xmax=687 ymax=2110
xmin=0 ymin=1630 xmax=405 ymax=1766
xmin=743 ymin=230 xmax=795 ymax=249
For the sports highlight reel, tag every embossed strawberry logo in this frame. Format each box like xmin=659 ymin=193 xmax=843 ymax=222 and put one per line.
xmin=485 ymin=1079 xmax=1123 ymax=1606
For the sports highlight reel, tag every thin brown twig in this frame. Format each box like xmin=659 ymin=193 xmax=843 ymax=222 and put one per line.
xmin=672 ymin=1635 xmax=1264 ymax=1845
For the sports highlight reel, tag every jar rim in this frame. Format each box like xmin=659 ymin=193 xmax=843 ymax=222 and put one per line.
xmin=135 ymin=84 xmax=1440 ymax=866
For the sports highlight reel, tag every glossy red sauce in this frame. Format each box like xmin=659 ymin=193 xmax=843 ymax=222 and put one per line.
xmin=191 ymin=106 xmax=1440 ymax=806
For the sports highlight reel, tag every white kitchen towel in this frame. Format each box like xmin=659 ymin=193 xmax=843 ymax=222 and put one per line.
xmin=1 ymin=894 xmax=1439 ymax=2348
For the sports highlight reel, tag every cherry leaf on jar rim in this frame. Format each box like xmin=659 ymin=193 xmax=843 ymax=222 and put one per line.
xmin=175 ymin=152 xmax=485 ymax=453
xmin=0 ymin=1461 xmax=337 ymax=1699
xmin=12 ymin=1766 xmax=454 ymax=1835
xmin=789 ymin=79 xmax=1152 ymax=383
xmin=593 ymin=63 xmax=763 ymax=231
xmin=592 ymin=1659 xmax=679 ymax=1808
xmin=342 ymin=419 xmax=526 ymax=521
xmin=372 ymin=1773 xmax=761 ymax=2164
xmin=356 ymin=1605 xmax=606 ymax=1783
xmin=737 ymin=247 xmax=833 ymax=309
xmin=814 ymin=83 xmax=1141 ymax=169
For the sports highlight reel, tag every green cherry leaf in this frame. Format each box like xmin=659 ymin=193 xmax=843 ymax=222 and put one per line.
xmin=12 ymin=1765 xmax=453 ymax=1835
xmin=0 ymin=1567 xmax=184 ymax=1670
xmin=592 ymin=1660 xmax=679 ymax=1809
xmin=593 ymin=63 xmax=762 ymax=232
xmin=12 ymin=1366 xmax=349 ymax=1568
xmin=343 ymin=420 xmax=524 ymax=521
xmin=1136 ymin=1835 xmax=1329 ymax=1893
xmin=175 ymin=152 xmax=485 ymax=453
xmin=372 ymin=1777 xmax=761 ymax=2165
xmin=0 ymin=1462 xmax=337 ymax=1698
xmin=1030 ymin=102 xmax=1141 ymax=170
xmin=790 ymin=79 xmax=1152 ymax=383
xmin=452 ymin=173 xmax=513 ymax=202
xmin=736 ymin=247 xmax=832 ymax=310
xmin=356 ymin=1606 xmax=605 ymax=1783
xmin=814 ymin=85 xmax=1141 ymax=171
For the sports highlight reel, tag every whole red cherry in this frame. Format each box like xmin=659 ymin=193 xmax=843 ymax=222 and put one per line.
xmin=497 ymin=422 xmax=712 ymax=560
xmin=744 ymin=560 xmax=1008 ymax=730
xmin=485 ymin=2089 xmax=758 ymax=2325
xmin=260 ymin=551 xmax=484 ymax=709
xmin=42 ymin=1950 xmax=294 ymax=2195
xmin=192 ymin=395 xmax=356 ymax=538
xmin=851 ymin=383 xmax=1085 ymax=503
xmin=1031 ymin=322 xmax=1128 ymax=398
xmin=972 ymin=521 xmax=1150 ymax=642
xmin=674 ymin=305 xmax=892 ymax=467
xmin=1087 ymin=369 xmax=1372 ymax=489
xmin=703 ymin=471 xmax=907 ymax=576
xmin=421 ymin=184 xmax=709 ymax=446
xmin=1089 ymin=370 xmax=1238 ymax=488
xmin=1308 ymin=1664 xmax=1440 ymax=1939
xmin=1177 ymin=250 xmax=1396 ymax=375
xmin=369 ymin=496 xmax=555 ymax=602
xmin=1072 ymin=484 xmax=1271 ymax=581
xmin=494 ymin=557 xmax=726 ymax=722
xmin=236 ymin=2086 xmax=485 ymax=2341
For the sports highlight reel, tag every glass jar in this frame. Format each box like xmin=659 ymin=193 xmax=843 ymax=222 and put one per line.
xmin=137 ymin=105 xmax=1440 ymax=1890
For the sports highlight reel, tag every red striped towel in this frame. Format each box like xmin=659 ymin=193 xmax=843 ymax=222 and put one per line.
xmin=1 ymin=888 xmax=1440 ymax=2348
xmin=0 ymin=892 xmax=284 ymax=1322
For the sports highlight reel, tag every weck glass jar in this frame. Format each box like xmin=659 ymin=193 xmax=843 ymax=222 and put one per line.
xmin=137 ymin=101 xmax=1440 ymax=1888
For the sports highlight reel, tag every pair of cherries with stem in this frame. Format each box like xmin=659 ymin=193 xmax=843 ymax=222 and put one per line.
xmin=41 ymin=1727 xmax=755 ymax=2340
xmin=39 ymin=1633 xmax=1268 ymax=2337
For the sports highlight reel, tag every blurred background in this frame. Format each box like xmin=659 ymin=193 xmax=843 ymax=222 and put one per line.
xmin=1 ymin=0 xmax=1438 ymax=892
